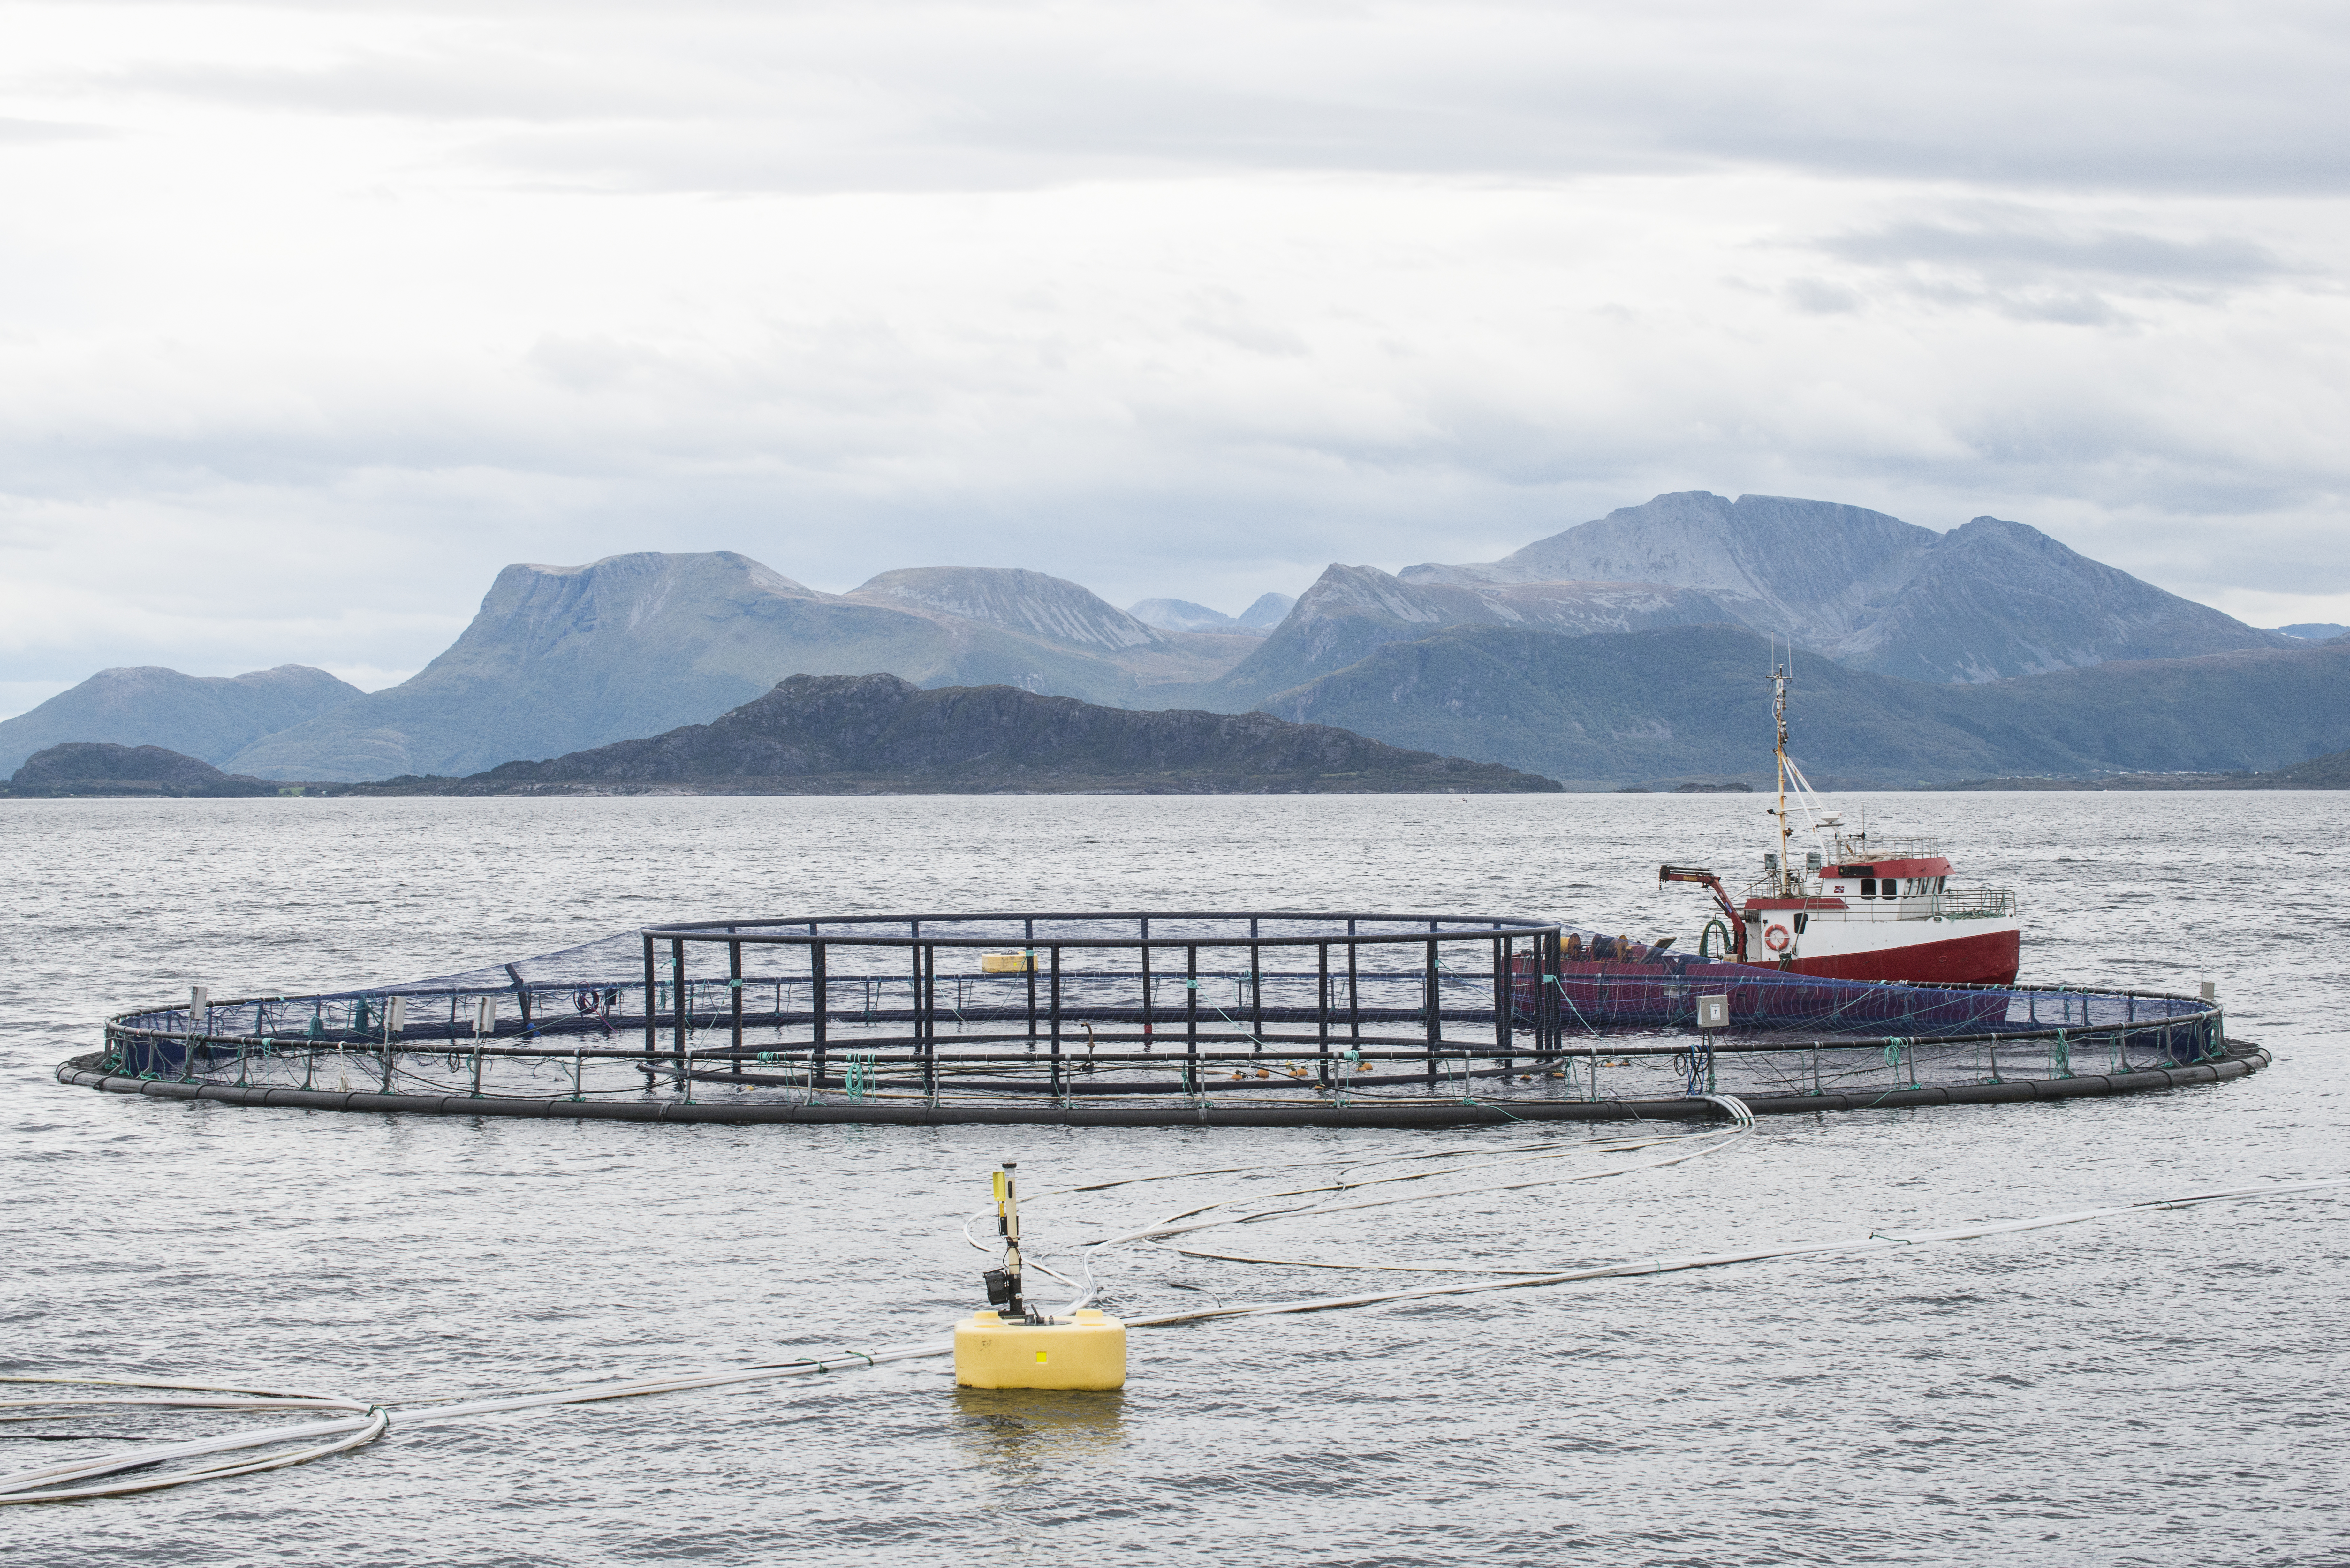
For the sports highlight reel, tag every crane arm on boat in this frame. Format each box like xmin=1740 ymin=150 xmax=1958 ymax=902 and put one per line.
xmin=1658 ymin=864 xmax=1746 ymax=959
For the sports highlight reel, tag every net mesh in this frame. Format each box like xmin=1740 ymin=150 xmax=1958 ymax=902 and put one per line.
xmin=93 ymin=912 xmax=2227 ymax=1111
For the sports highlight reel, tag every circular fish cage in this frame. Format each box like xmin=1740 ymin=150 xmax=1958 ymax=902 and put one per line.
xmin=64 ymin=909 xmax=2263 ymax=1127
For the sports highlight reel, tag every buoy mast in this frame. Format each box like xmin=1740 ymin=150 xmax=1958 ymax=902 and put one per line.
xmin=984 ymin=1162 xmax=1028 ymax=1322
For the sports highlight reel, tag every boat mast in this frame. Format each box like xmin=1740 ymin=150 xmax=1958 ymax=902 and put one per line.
xmin=1774 ymin=648 xmax=1794 ymax=895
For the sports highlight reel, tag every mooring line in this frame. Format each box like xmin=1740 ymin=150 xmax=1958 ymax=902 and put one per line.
xmin=7 ymin=1174 xmax=2336 ymax=1506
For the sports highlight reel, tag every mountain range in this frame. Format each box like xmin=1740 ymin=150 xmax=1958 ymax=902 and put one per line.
xmin=1127 ymin=593 xmax=1296 ymax=635
xmin=1 ymin=489 xmax=2320 ymax=786
xmin=1404 ymin=492 xmax=2293 ymax=683
xmin=0 ymin=664 xmax=360 ymax=774
xmin=1202 ymin=565 xmax=1732 ymax=708
xmin=218 ymin=555 xmax=1257 ymax=779
xmin=343 ymin=673 xmax=1559 ymax=795
xmin=1258 ymin=623 xmax=2350 ymax=788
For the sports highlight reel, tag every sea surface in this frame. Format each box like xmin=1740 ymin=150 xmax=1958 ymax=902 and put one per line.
xmin=3 ymin=791 xmax=2345 ymax=1566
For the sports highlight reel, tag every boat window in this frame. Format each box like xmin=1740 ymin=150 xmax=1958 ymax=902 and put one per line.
xmin=1794 ymin=913 xmax=1808 ymax=933
xmin=1861 ymin=878 xmax=1876 ymax=898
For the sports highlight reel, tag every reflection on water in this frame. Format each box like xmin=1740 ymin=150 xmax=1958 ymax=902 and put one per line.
xmin=950 ymin=1386 xmax=1129 ymax=1476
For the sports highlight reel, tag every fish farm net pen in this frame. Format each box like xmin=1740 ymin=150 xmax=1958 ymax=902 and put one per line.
xmin=70 ymin=909 xmax=2254 ymax=1127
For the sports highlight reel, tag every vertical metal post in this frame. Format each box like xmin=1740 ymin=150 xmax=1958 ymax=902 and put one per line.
xmin=642 ymin=933 xmax=657 ymax=1071
xmin=812 ymin=940 xmax=828 ymax=1086
xmin=921 ymin=943 xmax=936 ymax=1098
xmin=1140 ymin=917 xmax=1154 ymax=1042
xmin=670 ymin=937 xmax=687 ymax=1088
xmin=1424 ymin=937 xmax=1440 ymax=1084
xmin=1249 ymin=923 xmax=1262 ymax=1053
xmin=1542 ymin=940 xmax=1560 ymax=1062
xmin=380 ymin=996 xmax=399 ymax=1093
xmin=1348 ymin=937 xmax=1360 ymax=1044
xmin=1493 ymin=935 xmax=1510 ymax=1068
xmin=1025 ymin=916 xmax=1037 ymax=1044
xmin=1186 ymin=943 xmax=1200 ymax=1094
xmin=729 ymin=937 xmax=744 ymax=1056
xmin=1049 ymin=946 xmax=1062 ymax=1068
xmin=1317 ymin=941 xmax=1331 ymax=1088
xmin=1534 ymin=930 xmax=1550 ymax=1059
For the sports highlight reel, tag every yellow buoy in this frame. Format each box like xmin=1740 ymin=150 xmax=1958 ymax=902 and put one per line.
xmin=953 ymin=1308 xmax=1127 ymax=1390
xmin=957 ymin=1161 xmax=1129 ymax=1389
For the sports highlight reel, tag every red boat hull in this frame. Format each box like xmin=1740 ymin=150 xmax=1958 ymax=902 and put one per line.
xmin=1762 ymin=926 xmax=2020 ymax=987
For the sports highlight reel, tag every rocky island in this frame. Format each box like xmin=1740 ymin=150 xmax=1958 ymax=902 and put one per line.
xmin=329 ymin=673 xmax=1562 ymax=795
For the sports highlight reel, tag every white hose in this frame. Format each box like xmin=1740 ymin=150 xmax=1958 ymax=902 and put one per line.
xmin=0 ymin=1395 xmax=385 ymax=1505
xmin=1115 ymin=1177 xmax=2350 ymax=1327
xmin=1081 ymin=1099 xmax=1755 ymax=1250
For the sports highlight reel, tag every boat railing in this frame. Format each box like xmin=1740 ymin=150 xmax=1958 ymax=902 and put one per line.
xmin=1809 ymin=887 xmax=2018 ymax=922
xmin=1933 ymin=887 xmax=2017 ymax=919
xmin=1822 ymin=833 xmax=1943 ymax=864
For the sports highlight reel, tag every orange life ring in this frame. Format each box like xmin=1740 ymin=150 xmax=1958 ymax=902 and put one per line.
xmin=1763 ymin=923 xmax=1792 ymax=952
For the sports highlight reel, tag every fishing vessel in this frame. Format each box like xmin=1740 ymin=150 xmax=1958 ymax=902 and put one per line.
xmin=1659 ymin=659 xmax=2021 ymax=986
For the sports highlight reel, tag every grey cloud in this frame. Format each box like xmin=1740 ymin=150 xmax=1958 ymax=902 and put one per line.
xmin=1181 ymin=290 xmax=1310 ymax=358
xmin=105 ymin=52 xmax=707 ymax=124
xmin=1785 ymin=278 xmax=1864 ymax=314
xmin=1822 ymin=220 xmax=2287 ymax=286
xmin=1992 ymin=291 xmax=2131 ymax=327
xmin=81 ymin=4 xmax=2350 ymax=196
xmin=1800 ymin=210 xmax=2297 ymax=327
xmin=0 ymin=115 xmax=109 ymax=143
xmin=526 ymin=334 xmax=676 ymax=393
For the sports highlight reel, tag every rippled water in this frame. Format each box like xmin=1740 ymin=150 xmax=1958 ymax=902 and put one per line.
xmin=4 ymin=792 xmax=2346 ymax=1565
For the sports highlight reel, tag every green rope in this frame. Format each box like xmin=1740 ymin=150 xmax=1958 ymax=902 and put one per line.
xmin=1878 ymin=1037 xmax=1917 ymax=1088
xmin=1211 ymin=1004 xmax=1270 ymax=1051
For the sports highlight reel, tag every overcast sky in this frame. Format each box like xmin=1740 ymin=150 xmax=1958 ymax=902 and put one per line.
xmin=3 ymin=0 xmax=2346 ymax=714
